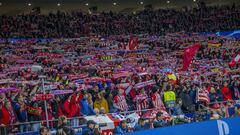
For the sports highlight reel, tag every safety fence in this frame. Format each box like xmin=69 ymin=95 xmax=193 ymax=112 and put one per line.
xmin=0 ymin=99 xmax=239 ymax=135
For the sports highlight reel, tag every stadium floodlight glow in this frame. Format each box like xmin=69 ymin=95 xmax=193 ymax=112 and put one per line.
xmin=167 ymin=0 xmax=170 ymax=4
xmin=28 ymin=3 xmax=31 ymax=6
xmin=57 ymin=3 xmax=61 ymax=6
xmin=85 ymin=3 xmax=89 ymax=6
xmin=193 ymin=0 xmax=196 ymax=2
xmin=113 ymin=2 xmax=117 ymax=6
xmin=140 ymin=2 xmax=144 ymax=5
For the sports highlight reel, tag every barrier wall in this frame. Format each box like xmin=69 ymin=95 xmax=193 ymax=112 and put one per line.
xmin=120 ymin=116 xmax=240 ymax=135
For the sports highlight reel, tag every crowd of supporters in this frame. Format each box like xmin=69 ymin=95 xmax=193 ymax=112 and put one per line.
xmin=0 ymin=2 xmax=239 ymax=135
xmin=0 ymin=32 xmax=239 ymax=135
xmin=0 ymin=3 xmax=240 ymax=38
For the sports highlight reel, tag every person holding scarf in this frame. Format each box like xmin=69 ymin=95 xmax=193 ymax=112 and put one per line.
xmin=80 ymin=91 xmax=96 ymax=116
xmin=12 ymin=94 xmax=28 ymax=133
xmin=113 ymin=89 xmax=128 ymax=112
xmin=93 ymin=92 xmax=109 ymax=113
xmin=151 ymin=86 xmax=165 ymax=110
xmin=230 ymin=81 xmax=240 ymax=100
xmin=0 ymin=100 xmax=17 ymax=133
xmin=221 ymin=82 xmax=233 ymax=101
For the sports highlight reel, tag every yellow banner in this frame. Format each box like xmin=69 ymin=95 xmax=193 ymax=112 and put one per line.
xmin=208 ymin=43 xmax=221 ymax=47
xmin=101 ymin=56 xmax=112 ymax=60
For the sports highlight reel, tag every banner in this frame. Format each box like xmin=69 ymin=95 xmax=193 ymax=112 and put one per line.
xmin=112 ymin=72 xmax=133 ymax=79
xmin=119 ymin=117 xmax=240 ymax=135
xmin=24 ymin=105 xmax=42 ymax=116
xmin=35 ymin=94 xmax=54 ymax=101
xmin=50 ymin=90 xmax=73 ymax=95
xmin=42 ymin=85 xmax=58 ymax=90
xmin=134 ymin=80 xmax=156 ymax=89
xmin=208 ymin=41 xmax=222 ymax=47
xmin=101 ymin=56 xmax=113 ymax=61
xmin=68 ymin=74 xmax=89 ymax=80
xmin=0 ymin=87 xmax=19 ymax=93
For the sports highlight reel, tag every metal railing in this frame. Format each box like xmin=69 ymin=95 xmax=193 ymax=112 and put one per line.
xmin=0 ymin=99 xmax=239 ymax=135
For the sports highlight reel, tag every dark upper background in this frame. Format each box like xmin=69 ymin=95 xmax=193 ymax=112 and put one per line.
xmin=0 ymin=0 xmax=239 ymax=15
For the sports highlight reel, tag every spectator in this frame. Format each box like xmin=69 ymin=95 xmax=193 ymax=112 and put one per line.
xmin=57 ymin=115 xmax=75 ymax=135
xmin=163 ymin=85 xmax=176 ymax=110
xmin=27 ymin=97 xmax=41 ymax=132
xmin=231 ymin=82 xmax=240 ymax=100
xmin=133 ymin=118 xmax=150 ymax=131
xmin=39 ymin=126 xmax=50 ymax=135
xmin=82 ymin=120 xmax=101 ymax=135
xmin=113 ymin=90 xmax=128 ymax=112
xmin=172 ymin=99 xmax=183 ymax=115
xmin=93 ymin=92 xmax=109 ymax=113
xmin=209 ymin=87 xmax=223 ymax=103
xmin=221 ymin=82 xmax=233 ymax=101
xmin=114 ymin=120 xmax=130 ymax=134
xmin=153 ymin=112 xmax=170 ymax=128
xmin=12 ymin=94 xmax=28 ymax=133
xmin=151 ymin=86 xmax=165 ymax=110
xmin=179 ymin=86 xmax=195 ymax=113
xmin=80 ymin=91 xmax=96 ymax=116
xmin=133 ymin=88 xmax=149 ymax=115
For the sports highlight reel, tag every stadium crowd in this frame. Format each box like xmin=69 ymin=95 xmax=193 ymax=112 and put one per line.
xmin=0 ymin=3 xmax=240 ymax=38
xmin=0 ymin=31 xmax=239 ymax=135
xmin=0 ymin=2 xmax=239 ymax=135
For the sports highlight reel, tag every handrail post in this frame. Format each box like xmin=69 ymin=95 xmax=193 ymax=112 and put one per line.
xmin=40 ymin=75 xmax=49 ymax=128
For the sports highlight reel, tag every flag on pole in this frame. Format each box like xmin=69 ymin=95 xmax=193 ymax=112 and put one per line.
xmin=229 ymin=53 xmax=240 ymax=67
xmin=208 ymin=41 xmax=221 ymax=47
xmin=181 ymin=44 xmax=201 ymax=71
xmin=126 ymin=35 xmax=138 ymax=50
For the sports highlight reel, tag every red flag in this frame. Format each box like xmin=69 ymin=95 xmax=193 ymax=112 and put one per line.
xmin=181 ymin=44 xmax=201 ymax=71
xmin=126 ymin=35 xmax=138 ymax=50
xmin=229 ymin=53 xmax=240 ymax=67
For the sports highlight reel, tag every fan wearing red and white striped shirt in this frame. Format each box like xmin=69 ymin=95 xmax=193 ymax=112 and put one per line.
xmin=133 ymin=88 xmax=149 ymax=115
xmin=113 ymin=91 xmax=128 ymax=112
xmin=151 ymin=87 xmax=165 ymax=111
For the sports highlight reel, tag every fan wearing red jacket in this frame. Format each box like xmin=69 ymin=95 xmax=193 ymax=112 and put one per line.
xmin=69 ymin=92 xmax=82 ymax=127
xmin=0 ymin=101 xmax=17 ymax=134
xmin=221 ymin=82 xmax=232 ymax=101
